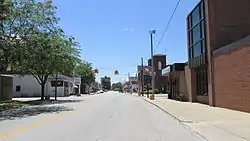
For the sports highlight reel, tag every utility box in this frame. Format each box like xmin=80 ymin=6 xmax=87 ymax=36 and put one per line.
xmin=0 ymin=75 xmax=13 ymax=101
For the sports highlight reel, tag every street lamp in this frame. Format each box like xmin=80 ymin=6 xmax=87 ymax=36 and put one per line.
xmin=149 ymin=29 xmax=156 ymax=100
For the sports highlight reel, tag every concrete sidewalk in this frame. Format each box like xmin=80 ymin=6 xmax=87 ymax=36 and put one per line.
xmin=143 ymin=96 xmax=250 ymax=141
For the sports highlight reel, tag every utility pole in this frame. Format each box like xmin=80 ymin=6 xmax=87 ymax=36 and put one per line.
xmin=128 ymin=72 xmax=132 ymax=94
xmin=141 ymin=57 xmax=144 ymax=96
xmin=55 ymin=73 xmax=58 ymax=100
xmin=150 ymin=29 xmax=156 ymax=100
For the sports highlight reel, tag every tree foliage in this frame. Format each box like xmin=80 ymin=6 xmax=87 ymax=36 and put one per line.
xmin=74 ymin=62 xmax=95 ymax=93
xmin=112 ymin=82 xmax=123 ymax=92
xmin=101 ymin=76 xmax=111 ymax=90
xmin=1 ymin=0 xmax=81 ymax=100
xmin=0 ymin=0 xmax=61 ymax=72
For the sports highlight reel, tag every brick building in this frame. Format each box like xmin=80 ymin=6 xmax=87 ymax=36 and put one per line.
xmin=148 ymin=54 xmax=167 ymax=92
xmin=162 ymin=63 xmax=188 ymax=101
xmin=186 ymin=0 xmax=250 ymax=112
xmin=137 ymin=54 xmax=167 ymax=93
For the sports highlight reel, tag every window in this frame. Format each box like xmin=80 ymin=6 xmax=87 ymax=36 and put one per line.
xmin=51 ymin=81 xmax=63 ymax=87
xmin=193 ymin=42 xmax=202 ymax=57
xmin=158 ymin=61 xmax=162 ymax=70
xmin=188 ymin=15 xmax=192 ymax=29
xmin=201 ymin=20 xmax=205 ymax=38
xmin=16 ymin=85 xmax=21 ymax=92
xmin=64 ymin=82 xmax=69 ymax=87
xmin=202 ymin=40 xmax=206 ymax=53
xmin=189 ymin=31 xmax=193 ymax=46
xmin=200 ymin=1 xmax=204 ymax=18
xmin=196 ymin=65 xmax=208 ymax=96
xmin=192 ymin=25 xmax=201 ymax=43
xmin=188 ymin=0 xmax=206 ymax=60
xmin=191 ymin=6 xmax=200 ymax=26
xmin=189 ymin=47 xmax=193 ymax=59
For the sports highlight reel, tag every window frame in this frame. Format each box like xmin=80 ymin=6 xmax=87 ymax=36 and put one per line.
xmin=16 ymin=85 xmax=21 ymax=92
xmin=188 ymin=0 xmax=206 ymax=60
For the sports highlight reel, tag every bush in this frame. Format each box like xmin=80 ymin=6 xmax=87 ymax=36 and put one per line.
xmin=154 ymin=89 xmax=160 ymax=94
xmin=178 ymin=93 xmax=188 ymax=102
xmin=143 ymin=89 xmax=160 ymax=94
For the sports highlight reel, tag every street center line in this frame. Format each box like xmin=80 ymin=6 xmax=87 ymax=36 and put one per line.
xmin=0 ymin=111 xmax=72 ymax=140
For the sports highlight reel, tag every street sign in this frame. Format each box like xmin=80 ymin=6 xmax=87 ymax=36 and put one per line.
xmin=73 ymin=77 xmax=81 ymax=85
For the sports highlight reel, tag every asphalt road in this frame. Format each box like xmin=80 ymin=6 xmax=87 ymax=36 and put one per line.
xmin=0 ymin=92 xmax=205 ymax=141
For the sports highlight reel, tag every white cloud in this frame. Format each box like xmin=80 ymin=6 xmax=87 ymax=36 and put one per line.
xmin=124 ymin=27 xmax=134 ymax=33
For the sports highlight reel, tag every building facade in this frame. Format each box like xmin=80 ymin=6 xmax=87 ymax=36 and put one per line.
xmin=137 ymin=66 xmax=152 ymax=93
xmin=186 ymin=0 xmax=250 ymax=112
xmin=148 ymin=54 xmax=167 ymax=92
xmin=187 ymin=0 xmax=209 ymax=104
xmin=162 ymin=63 xmax=188 ymax=101
xmin=129 ymin=77 xmax=138 ymax=92
xmin=12 ymin=75 xmax=75 ymax=97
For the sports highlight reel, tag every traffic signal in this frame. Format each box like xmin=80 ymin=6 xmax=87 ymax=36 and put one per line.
xmin=114 ymin=70 xmax=119 ymax=75
xmin=94 ymin=68 xmax=99 ymax=74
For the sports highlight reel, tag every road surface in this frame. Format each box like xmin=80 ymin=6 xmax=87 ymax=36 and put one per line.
xmin=0 ymin=92 xmax=205 ymax=141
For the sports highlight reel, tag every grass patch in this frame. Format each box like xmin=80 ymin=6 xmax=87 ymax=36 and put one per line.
xmin=0 ymin=100 xmax=28 ymax=111
xmin=0 ymin=99 xmax=82 ymax=112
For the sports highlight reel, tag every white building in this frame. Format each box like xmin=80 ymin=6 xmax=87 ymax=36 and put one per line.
xmin=12 ymin=75 xmax=76 ymax=97
xmin=129 ymin=77 xmax=138 ymax=92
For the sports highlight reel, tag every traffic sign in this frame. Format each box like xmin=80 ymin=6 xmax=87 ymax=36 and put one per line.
xmin=73 ymin=77 xmax=81 ymax=85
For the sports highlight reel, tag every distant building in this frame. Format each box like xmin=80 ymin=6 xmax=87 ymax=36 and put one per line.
xmin=162 ymin=63 xmax=188 ymax=101
xmin=12 ymin=75 xmax=76 ymax=97
xmin=137 ymin=66 xmax=152 ymax=93
xmin=148 ymin=54 xmax=167 ymax=92
xmin=129 ymin=77 xmax=138 ymax=92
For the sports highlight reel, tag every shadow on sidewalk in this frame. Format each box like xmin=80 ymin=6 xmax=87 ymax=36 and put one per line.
xmin=0 ymin=105 xmax=73 ymax=121
xmin=0 ymin=99 xmax=83 ymax=121
xmin=0 ymin=99 xmax=82 ymax=111
xmin=24 ymin=99 xmax=83 ymax=105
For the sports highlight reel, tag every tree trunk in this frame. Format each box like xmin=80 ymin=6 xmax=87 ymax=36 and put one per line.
xmin=41 ymin=83 xmax=45 ymax=100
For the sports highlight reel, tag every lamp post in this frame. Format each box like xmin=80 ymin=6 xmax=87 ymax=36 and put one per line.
xmin=141 ymin=57 xmax=144 ymax=96
xmin=149 ymin=29 xmax=156 ymax=100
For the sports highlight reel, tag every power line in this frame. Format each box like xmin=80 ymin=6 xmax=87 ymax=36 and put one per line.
xmin=154 ymin=0 xmax=181 ymax=53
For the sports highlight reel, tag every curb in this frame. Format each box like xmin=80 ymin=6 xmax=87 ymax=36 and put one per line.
xmin=142 ymin=98 xmax=208 ymax=141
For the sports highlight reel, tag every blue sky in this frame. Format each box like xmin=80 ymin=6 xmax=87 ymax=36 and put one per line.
xmin=53 ymin=0 xmax=200 ymax=83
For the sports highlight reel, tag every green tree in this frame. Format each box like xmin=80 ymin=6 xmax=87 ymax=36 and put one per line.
xmin=0 ymin=0 xmax=61 ymax=73
xmin=92 ymin=81 xmax=101 ymax=93
xmin=0 ymin=0 xmax=12 ymax=20
xmin=14 ymin=32 xmax=80 ymax=100
xmin=74 ymin=62 xmax=95 ymax=94
xmin=112 ymin=82 xmax=123 ymax=92
xmin=101 ymin=76 xmax=111 ymax=91
xmin=9 ymin=0 xmax=80 ymax=100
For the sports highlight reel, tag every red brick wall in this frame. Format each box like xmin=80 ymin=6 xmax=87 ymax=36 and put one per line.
xmin=213 ymin=45 xmax=250 ymax=113
xmin=148 ymin=55 xmax=167 ymax=91
xmin=204 ymin=0 xmax=250 ymax=106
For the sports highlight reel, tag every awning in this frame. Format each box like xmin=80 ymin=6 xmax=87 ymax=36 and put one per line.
xmin=73 ymin=83 xmax=78 ymax=88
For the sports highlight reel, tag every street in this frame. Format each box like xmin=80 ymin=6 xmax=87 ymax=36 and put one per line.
xmin=0 ymin=92 xmax=204 ymax=141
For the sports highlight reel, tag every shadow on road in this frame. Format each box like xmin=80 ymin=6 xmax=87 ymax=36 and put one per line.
xmin=0 ymin=99 xmax=83 ymax=111
xmin=0 ymin=105 xmax=73 ymax=121
xmin=24 ymin=99 xmax=83 ymax=105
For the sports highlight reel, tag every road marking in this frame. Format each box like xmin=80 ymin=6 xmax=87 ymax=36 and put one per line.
xmin=0 ymin=112 xmax=72 ymax=140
